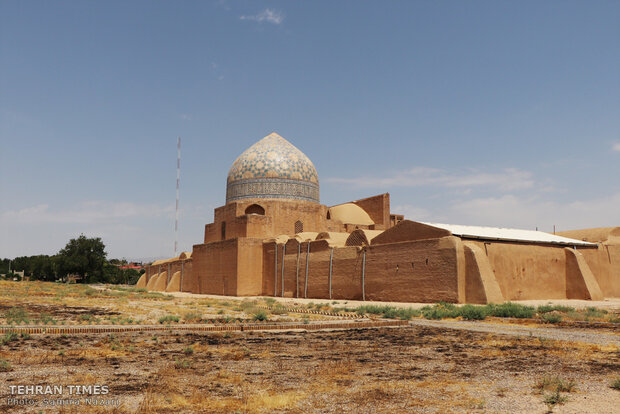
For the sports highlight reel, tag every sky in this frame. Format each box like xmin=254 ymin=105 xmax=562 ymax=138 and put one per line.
xmin=1 ymin=0 xmax=619 ymax=261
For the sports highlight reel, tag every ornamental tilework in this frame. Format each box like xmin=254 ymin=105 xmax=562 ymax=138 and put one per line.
xmin=227 ymin=133 xmax=319 ymax=184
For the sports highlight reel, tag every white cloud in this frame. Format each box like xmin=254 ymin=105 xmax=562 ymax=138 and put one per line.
xmin=0 ymin=201 xmax=173 ymax=225
xmin=438 ymin=192 xmax=620 ymax=231
xmin=240 ymin=9 xmax=284 ymax=24
xmin=327 ymin=167 xmax=534 ymax=192
xmin=613 ymin=142 xmax=620 ymax=152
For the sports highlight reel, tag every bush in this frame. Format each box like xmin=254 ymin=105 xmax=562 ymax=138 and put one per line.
xmin=356 ymin=305 xmax=421 ymax=320
xmin=158 ymin=315 xmax=180 ymax=324
xmin=537 ymin=304 xmax=574 ymax=314
xmin=584 ymin=307 xmax=607 ymax=318
xmin=485 ymin=302 xmax=535 ymax=318
xmin=421 ymin=302 xmax=460 ymax=320
xmin=541 ymin=313 xmax=562 ymax=324
xmin=252 ymin=311 xmax=269 ymax=321
xmin=460 ymin=305 xmax=487 ymax=320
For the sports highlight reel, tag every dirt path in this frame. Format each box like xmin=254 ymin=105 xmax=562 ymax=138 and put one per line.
xmin=409 ymin=319 xmax=620 ymax=346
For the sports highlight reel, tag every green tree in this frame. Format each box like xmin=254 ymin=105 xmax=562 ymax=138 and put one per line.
xmin=57 ymin=235 xmax=107 ymax=282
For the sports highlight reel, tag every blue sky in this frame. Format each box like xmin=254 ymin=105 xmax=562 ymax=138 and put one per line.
xmin=1 ymin=1 xmax=619 ymax=260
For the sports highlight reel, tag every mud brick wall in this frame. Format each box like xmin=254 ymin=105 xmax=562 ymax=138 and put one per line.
xmin=264 ymin=236 xmax=461 ymax=303
xmin=193 ymin=239 xmax=238 ymax=295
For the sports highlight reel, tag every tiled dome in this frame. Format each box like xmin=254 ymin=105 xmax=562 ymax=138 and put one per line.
xmin=226 ymin=133 xmax=320 ymax=203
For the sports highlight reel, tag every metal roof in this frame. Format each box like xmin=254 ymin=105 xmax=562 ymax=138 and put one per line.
xmin=421 ymin=222 xmax=597 ymax=247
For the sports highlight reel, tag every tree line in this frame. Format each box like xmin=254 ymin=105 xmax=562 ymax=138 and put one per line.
xmin=1 ymin=235 xmax=143 ymax=284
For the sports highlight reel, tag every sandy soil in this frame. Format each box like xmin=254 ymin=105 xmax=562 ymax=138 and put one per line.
xmin=1 ymin=324 xmax=619 ymax=413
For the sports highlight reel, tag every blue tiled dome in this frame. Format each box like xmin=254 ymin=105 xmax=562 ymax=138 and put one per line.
xmin=226 ymin=133 xmax=320 ymax=203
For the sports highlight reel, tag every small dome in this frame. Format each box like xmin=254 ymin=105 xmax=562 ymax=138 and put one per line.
xmin=327 ymin=203 xmax=374 ymax=225
xmin=226 ymin=133 xmax=320 ymax=203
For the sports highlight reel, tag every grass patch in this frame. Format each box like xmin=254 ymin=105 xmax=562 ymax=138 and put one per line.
xmin=421 ymin=302 xmax=460 ymax=320
xmin=183 ymin=312 xmax=202 ymax=322
xmin=271 ymin=305 xmax=288 ymax=315
xmin=0 ymin=358 xmax=12 ymax=372
xmin=4 ymin=307 xmax=30 ymax=324
xmin=174 ymin=358 xmax=192 ymax=369
xmin=0 ymin=332 xmax=19 ymax=345
xmin=39 ymin=312 xmax=57 ymax=325
xmin=535 ymin=376 xmax=577 ymax=393
xmin=486 ymin=302 xmax=535 ymax=318
xmin=543 ymin=390 xmax=567 ymax=408
xmin=610 ymin=377 xmax=620 ymax=391
xmin=252 ymin=310 xmax=269 ymax=322
xmin=459 ymin=304 xmax=487 ymax=320
xmin=356 ymin=305 xmax=421 ymax=320
xmin=537 ymin=304 xmax=575 ymax=314
xmin=78 ymin=313 xmax=97 ymax=323
xmin=541 ymin=313 xmax=562 ymax=324
xmin=158 ymin=315 xmax=180 ymax=324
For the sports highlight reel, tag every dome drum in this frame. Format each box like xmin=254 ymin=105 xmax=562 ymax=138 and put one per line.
xmin=226 ymin=177 xmax=319 ymax=203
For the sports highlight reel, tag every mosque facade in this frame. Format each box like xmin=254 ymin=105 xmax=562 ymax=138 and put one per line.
xmin=136 ymin=133 xmax=619 ymax=303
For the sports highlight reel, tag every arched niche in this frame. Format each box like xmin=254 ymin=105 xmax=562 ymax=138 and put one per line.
xmin=245 ymin=204 xmax=265 ymax=215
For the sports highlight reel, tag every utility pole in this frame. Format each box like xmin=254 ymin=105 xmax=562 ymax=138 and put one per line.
xmin=174 ymin=137 xmax=181 ymax=256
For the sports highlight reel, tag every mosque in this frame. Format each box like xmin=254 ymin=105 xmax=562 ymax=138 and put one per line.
xmin=136 ymin=132 xmax=619 ymax=303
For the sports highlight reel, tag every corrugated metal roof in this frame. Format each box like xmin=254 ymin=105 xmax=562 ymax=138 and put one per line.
xmin=421 ymin=222 xmax=597 ymax=247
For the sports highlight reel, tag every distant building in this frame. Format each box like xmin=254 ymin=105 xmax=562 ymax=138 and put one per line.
xmin=136 ymin=132 xmax=619 ymax=303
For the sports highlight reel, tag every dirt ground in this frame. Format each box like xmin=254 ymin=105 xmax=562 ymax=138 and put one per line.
xmin=0 ymin=324 xmax=618 ymax=413
xmin=0 ymin=281 xmax=619 ymax=413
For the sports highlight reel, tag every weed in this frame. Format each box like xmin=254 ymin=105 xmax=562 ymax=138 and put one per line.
xmin=158 ymin=315 xmax=180 ymax=324
xmin=584 ymin=307 xmax=607 ymax=318
xmin=39 ymin=312 xmax=56 ymax=325
xmin=4 ymin=307 xmax=29 ymax=324
xmin=79 ymin=314 xmax=95 ymax=322
xmin=0 ymin=332 xmax=18 ymax=345
xmin=19 ymin=332 xmax=31 ymax=340
xmin=0 ymin=358 xmax=12 ymax=372
xmin=356 ymin=305 xmax=421 ymax=320
xmin=543 ymin=390 xmax=567 ymax=408
xmin=271 ymin=305 xmax=288 ymax=315
xmin=535 ymin=376 xmax=576 ymax=393
xmin=263 ymin=297 xmax=276 ymax=306
xmin=183 ymin=312 xmax=202 ymax=321
xmin=541 ymin=313 xmax=562 ymax=324
xmin=253 ymin=311 xmax=269 ymax=321
xmin=174 ymin=359 xmax=192 ymax=369
xmin=610 ymin=377 xmax=620 ymax=390
xmin=537 ymin=304 xmax=574 ymax=314
xmin=217 ymin=309 xmax=225 ymax=315
xmin=421 ymin=303 xmax=459 ymax=320
xmin=183 ymin=346 xmax=194 ymax=355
